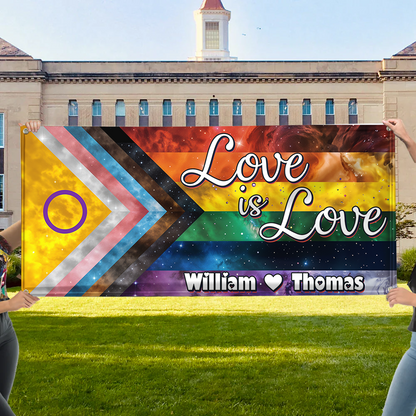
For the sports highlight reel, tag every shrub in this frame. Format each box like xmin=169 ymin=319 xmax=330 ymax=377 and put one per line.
xmin=6 ymin=248 xmax=21 ymax=288
xmin=398 ymin=247 xmax=416 ymax=282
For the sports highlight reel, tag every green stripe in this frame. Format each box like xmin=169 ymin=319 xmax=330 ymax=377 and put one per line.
xmin=177 ymin=211 xmax=395 ymax=242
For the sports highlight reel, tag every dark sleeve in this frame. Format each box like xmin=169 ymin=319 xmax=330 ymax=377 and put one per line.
xmin=0 ymin=235 xmax=12 ymax=256
xmin=408 ymin=263 xmax=416 ymax=293
xmin=0 ymin=235 xmax=11 ymax=301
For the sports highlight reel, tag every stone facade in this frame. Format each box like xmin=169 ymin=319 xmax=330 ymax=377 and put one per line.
xmin=0 ymin=37 xmax=416 ymax=253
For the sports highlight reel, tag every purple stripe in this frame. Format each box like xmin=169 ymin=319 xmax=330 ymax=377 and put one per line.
xmin=121 ymin=270 xmax=395 ymax=297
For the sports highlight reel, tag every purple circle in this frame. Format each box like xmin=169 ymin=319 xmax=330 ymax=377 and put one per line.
xmin=43 ymin=190 xmax=87 ymax=234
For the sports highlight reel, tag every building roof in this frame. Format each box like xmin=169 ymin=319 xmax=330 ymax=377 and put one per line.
xmin=394 ymin=41 xmax=416 ymax=57
xmin=200 ymin=0 xmax=226 ymax=10
xmin=0 ymin=37 xmax=31 ymax=57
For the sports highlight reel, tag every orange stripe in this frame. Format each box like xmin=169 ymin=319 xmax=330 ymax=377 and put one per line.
xmin=148 ymin=152 xmax=393 ymax=183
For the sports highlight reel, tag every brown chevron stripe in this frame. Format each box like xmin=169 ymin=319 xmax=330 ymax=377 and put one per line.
xmin=84 ymin=127 xmax=183 ymax=213
xmin=82 ymin=210 xmax=182 ymax=296
xmin=82 ymin=127 xmax=184 ymax=296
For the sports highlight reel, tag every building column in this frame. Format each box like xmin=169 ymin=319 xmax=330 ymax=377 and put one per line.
xmin=289 ymin=99 xmax=302 ymax=125
xmin=78 ymin=100 xmax=93 ymax=126
xmin=219 ymin=99 xmax=232 ymax=127
xmin=149 ymin=99 xmax=162 ymax=127
xmin=312 ymin=99 xmax=326 ymax=125
xmin=242 ymin=99 xmax=256 ymax=126
xmin=125 ymin=99 xmax=139 ymax=126
xmin=101 ymin=99 xmax=116 ymax=127
xmin=265 ymin=99 xmax=279 ymax=126
xmin=334 ymin=99 xmax=349 ymax=125
xmin=195 ymin=99 xmax=209 ymax=127
xmin=173 ymin=99 xmax=186 ymax=127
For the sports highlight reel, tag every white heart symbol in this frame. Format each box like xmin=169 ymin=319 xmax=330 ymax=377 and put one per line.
xmin=264 ymin=274 xmax=283 ymax=292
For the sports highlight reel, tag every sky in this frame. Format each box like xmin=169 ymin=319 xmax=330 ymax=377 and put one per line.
xmin=1 ymin=0 xmax=415 ymax=61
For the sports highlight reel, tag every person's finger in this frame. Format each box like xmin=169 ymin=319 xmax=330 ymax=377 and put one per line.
xmin=23 ymin=293 xmax=35 ymax=304
xmin=382 ymin=120 xmax=394 ymax=129
xmin=387 ymin=290 xmax=396 ymax=300
xmin=30 ymin=121 xmax=39 ymax=132
xmin=18 ymin=123 xmax=23 ymax=127
xmin=28 ymin=121 xmax=36 ymax=132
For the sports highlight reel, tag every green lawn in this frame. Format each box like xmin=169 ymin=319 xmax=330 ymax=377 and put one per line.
xmin=6 ymin=286 xmax=413 ymax=416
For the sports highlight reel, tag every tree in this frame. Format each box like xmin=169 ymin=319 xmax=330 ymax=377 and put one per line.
xmin=396 ymin=202 xmax=416 ymax=239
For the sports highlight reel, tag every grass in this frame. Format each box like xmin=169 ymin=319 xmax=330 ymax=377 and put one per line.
xmin=5 ymin=286 xmax=414 ymax=416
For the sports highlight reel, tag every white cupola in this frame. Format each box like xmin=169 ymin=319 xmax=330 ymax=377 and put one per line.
xmin=191 ymin=0 xmax=237 ymax=61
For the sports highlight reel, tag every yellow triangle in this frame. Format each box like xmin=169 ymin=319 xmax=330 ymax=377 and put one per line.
xmin=22 ymin=133 xmax=111 ymax=291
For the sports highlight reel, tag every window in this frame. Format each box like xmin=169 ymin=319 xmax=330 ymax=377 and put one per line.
xmin=325 ymin=99 xmax=334 ymax=125
xmin=209 ymin=99 xmax=219 ymax=126
xmin=68 ymin=100 xmax=78 ymax=126
xmin=139 ymin=100 xmax=149 ymax=116
xmin=92 ymin=100 xmax=102 ymax=126
xmin=186 ymin=100 xmax=196 ymax=127
xmin=233 ymin=99 xmax=242 ymax=116
xmin=163 ymin=100 xmax=172 ymax=127
xmin=210 ymin=99 xmax=219 ymax=116
xmin=115 ymin=100 xmax=125 ymax=127
xmin=302 ymin=99 xmax=311 ymax=125
xmin=233 ymin=100 xmax=242 ymax=126
xmin=0 ymin=113 xmax=3 ymax=147
xmin=205 ymin=22 xmax=220 ymax=49
xmin=279 ymin=99 xmax=288 ymax=125
xmin=256 ymin=99 xmax=265 ymax=126
xmin=349 ymin=99 xmax=358 ymax=124
xmin=0 ymin=174 xmax=3 ymax=211
xmin=186 ymin=100 xmax=195 ymax=116
xmin=163 ymin=100 xmax=172 ymax=116
xmin=139 ymin=100 xmax=149 ymax=127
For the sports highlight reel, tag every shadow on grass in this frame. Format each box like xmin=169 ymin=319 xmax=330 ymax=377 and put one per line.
xmin=8 ymin=313 xmax=411 ymax=415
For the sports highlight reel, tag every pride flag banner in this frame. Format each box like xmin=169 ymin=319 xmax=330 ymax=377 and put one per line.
xmin=22 ymin=125 xmax=395 ymax=297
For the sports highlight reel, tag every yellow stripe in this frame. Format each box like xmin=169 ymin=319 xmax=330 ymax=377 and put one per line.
xmin=22 ymin=133 xmax=111 ymax=289
xmin=178 ymin=181 xmax=395 ymax=212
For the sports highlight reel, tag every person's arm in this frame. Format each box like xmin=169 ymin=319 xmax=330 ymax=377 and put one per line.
xmin=383 ymin=119 xmax=416 ymax=163
xmin=0 ymin=222 xmax=39 ymax=312
xmin=0 ymin=221 xmax=21 ymax=251
xmin=387 ymin=287 xmax=416 ymax=308
xmin=0 ymin=291 xmax=39 ymax=313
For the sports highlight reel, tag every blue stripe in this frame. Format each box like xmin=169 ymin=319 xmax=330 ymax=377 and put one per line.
xmin=147 ymin=241 xmax=396 ymax=271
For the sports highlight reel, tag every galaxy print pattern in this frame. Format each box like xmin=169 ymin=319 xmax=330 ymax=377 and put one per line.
xmin=22 ymin=125 xmax=395 ymax=297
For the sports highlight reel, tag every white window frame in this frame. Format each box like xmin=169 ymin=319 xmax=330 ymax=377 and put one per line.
xmin=0 ymin=113 xmax=4 ymax=148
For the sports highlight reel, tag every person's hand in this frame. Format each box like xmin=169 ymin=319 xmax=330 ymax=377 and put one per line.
xmin=18 ymin=120 xmax=41 ymax=133
xmin=387 ymin=287 xmax=416 ymax=308
xmin=383 ymin=118 xmax=416 ymax=163
xmin=7 ymin=291 xmax=40 ymax=312
xmin=382 ymin=119 xmax=411 ymax=143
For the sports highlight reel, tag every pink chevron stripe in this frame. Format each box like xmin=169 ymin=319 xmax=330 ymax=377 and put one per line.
xmin=45 ymin=127 xmax=148 ymax=296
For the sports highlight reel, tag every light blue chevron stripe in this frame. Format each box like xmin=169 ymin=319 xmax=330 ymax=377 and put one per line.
xmin=65 ymin=127 xmax=164 ymax=213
